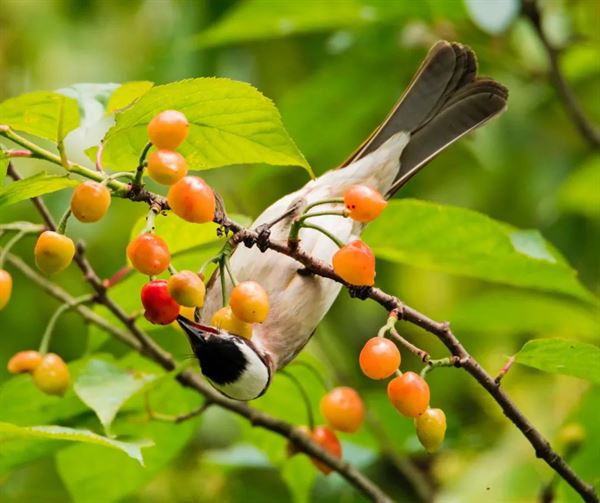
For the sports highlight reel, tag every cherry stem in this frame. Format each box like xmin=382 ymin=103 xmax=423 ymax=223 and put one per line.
xmin=102 ymin=171 xmax=136 ymax=185
xmin=7 ymin=149 xmax=32 ymax=157
xmin=279 ymin=369 xmax=315 ymax=431
xmin=0 ymin=230 xmax=27 ymax=269
xmin=303 ymin=198 xmax=344 ymax=214
xmin=377 ymin=313 xmax=398 ymax=338
xmin=95 ymin=142 xmax=106 ymax=173
xmin=102 ymin=265 xmax=133 ymax=289
xmin=38 ymin=294 xmax=94 ymax=354
xmin=289 ymin=360 xmax=332 ymax=392
xmin=168 ymin=264 xmax=178 ymax=275
xmin=56 ymin=209 xmax=72 ymax=235
xmin=223 ymin=256 xmax=238 ymax=287
xmin=298 ymin=210 xmax=348 ymax=223
xmin=133 ymin=142 xmax=152 ymax=188
xmin=420 ymin=356 xmax=459 ymax=379
xmin=299 ymin=223 xmax=344 ymax=248
xmin=219 ymin=261 xmax=227 ymax=307
xmin=389 ymin=327 xmax=430 ymax=363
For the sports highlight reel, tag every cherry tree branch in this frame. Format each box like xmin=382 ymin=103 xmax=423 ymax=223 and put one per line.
xmin=522 ymin=0 xmax=600 ymax=149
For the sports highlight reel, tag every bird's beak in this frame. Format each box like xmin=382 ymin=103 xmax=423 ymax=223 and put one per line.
xmin=176 ymin=315 xmax=218 ymax=351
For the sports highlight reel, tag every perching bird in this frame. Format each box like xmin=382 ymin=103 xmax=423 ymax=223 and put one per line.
xmin=177 ymin=41 xmax=508 ymax=401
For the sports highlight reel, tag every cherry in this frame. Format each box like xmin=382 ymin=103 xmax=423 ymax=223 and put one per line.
xmin=344 ymin=184 xmax=387 ymax=222
xmin=286 ymin=425 xmax=312 ymax=457
xmin=229 ymin=281 xmax=269 ymax=324
xmin=167 ymin=270 xmax=205 ymax=307
xmin=387 ymin=371 xmax=430 ymax=418
xmin=167 ymin=176 xmax=215 ymax=224
xmin=211 ymin=306 xmax=253 ymax=339
xmin=147 ymin=110 xmax=189 ymax=150
xmin=34 ymin=231 xmax=75 ymax=275
xmin=415 ymin=407 xmax=446 ymax=453
xmin=320 ymin=386 xmax=364 ymax=433
xmin=7 ymin=350 xmax=43 ymax=374
xmin=141 ymin=280 xmax=180 ymax=325
xmin=32 ymin=353 xmax=70 ymax=396
xmin=332 ymin=240 xmax=375 ymax=286
xmin=70 ymin=181 xmax=111 ymax=222
xmin=147 ymin=149 xmax=188 ymax=185
xmin=359 ymin=337 xmax=401 ymax=379
xmin=0 ymin=269 xmax=12 ymax=310
xmin=310 ymin=426 xmax=342 ymax=475
xmin=127 ymin=233 xmax=170 ymax=276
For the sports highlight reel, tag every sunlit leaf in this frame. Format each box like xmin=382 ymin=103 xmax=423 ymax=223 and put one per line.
xmin=363 ymin=200 xmax=595 ymax=303
xmin=107 ymin=81 xmax=154 ymax=112
xmin=559 ymin=155 xmax=600 ymax=219
xmin=74 ymin=358 xmax=156 ymax=436
xmin=0 ymin=172 xmax=78 ymax=209
xmin=0 ymin=91 xmax=80 ymax=142
xmin=0 ymin=422 xmax=152 ymax=466
xmin=515 ymin=338 xmax=600 ymax=384
xmin=101 ymin=78 xmax=312 ymax=176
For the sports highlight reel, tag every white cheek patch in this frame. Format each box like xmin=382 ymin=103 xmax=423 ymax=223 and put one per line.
xmin=210 ymin=342 xmax=270 ymax=401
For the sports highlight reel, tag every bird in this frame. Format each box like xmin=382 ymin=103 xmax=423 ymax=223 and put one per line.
xmin=177 ymin=41 xmax=508 ymax=401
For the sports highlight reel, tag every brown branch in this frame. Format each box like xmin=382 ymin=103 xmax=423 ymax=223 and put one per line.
xmin=523 ymin=0 xmax=600 ymax=149
xmin=389 ymin=327 xmax=430 ymax=362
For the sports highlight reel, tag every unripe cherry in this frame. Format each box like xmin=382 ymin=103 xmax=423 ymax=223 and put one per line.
xmin=344 ymin=184 xmax=387 ymax=222
xmin=32 ymin=353 xmax=70 ymax=396
xmin=147 ymin=149 xmax=188 ymax=185
xmin=7 ymin=350 xmax=43 ymax=374
xmin=0 ymin=269 xmax=13 ymax=310
xmin=415 ymin=407 xmax=446 ymax=452
xmin=147 ymin=110 xmax=189 ymax=150
xmin=332 ymin=240 xmax=375 ymax=286
xmin=127 ymin=233 xmax=170 ymax=275
xmin=34 ymin=231 xmax=75 ymax=275
xmin=211 ymin=306 xmax=253 ymax=339
xmin=320 ymin=386 xmax=364 ymax=433
xmin=387 ymin=371 xmax=430 ymax=418
xmin=310 ymin=426 xmax=342 ymax=475
xmin=70 ymin=181 xmax=111 ymax=222
xmin=141 ymin=280 xmax=180 ymax=325
xmin=229 ymin=281 xmax=269 ymax=323
xmin=167 ymin=270 xmax=205 ymax=307
xmin=167 ymin=176 xmax=215 ymax=224
xmin=359 ymin=337 xmax=401 ymax=379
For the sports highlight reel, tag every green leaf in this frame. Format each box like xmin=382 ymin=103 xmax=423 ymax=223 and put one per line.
xmin=101 ymin=78 xmax=312 ymax=176
xmin=559 ymin=155 xmax=600 ymax=219
xmin=0 ymin=149 xmax=9 ymax=185
xmin=515 ymin=338 xmax=600 ymax=384
xmin=0 ymin=91 xmax=80 ymax=142
xmin=0 ymin=172 xmax=78 ymax=209
xmin=449 ymin=290 xmax=600 ymax=340
xmin=74 ymin=358 xmax=156 ymax=436
xmin=107 ymin=81 xmax=154 ymax=112
xmin=0 ymin=422 xmax=152 ymax=466
xmin=282 ymin=455 xmax=317 ymax=503
xmin=363 ymin=199 xmax=595 ymax=303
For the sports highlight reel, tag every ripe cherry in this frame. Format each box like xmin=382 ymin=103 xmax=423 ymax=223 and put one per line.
xmin=147 ymin=149 xmax=188 ymax=185
xmin=167 ymin=270 xmax=205 ymax=307
xmin=127 ymin=233 xmax=170 ymax=275
xmin=332 ymin=240 xmax=375 ymax=286
xmin=310 ymin=426 xmax=342 ymax=475
xmin=70 ymin=181 xmax=111 ymax=222
xmin=147 ymin=110 xmax=189 ymax=150
xmin=286 ymin=425 xmax=312 ymax=457
xmin=211 ymin=306 xmax=253 ymax=339
xmin=359 ymin=337 xmax=401 ymax=379
xmin=415 ymin=407 xmax=446 ymax=453
xmin=141 ymin=280 xmax=180 ymax=325
xmin=387 ymin=371 xmax=430 ymax=418
xmin=320 ymin=386 xmax=364 ymax=433
xmin=7 ymin=350 xmax=43 ymax=374
xmin=229 ymin=281 xmax=269 ymax=324
xmin=167 ymin=176 xmax=215 ymax=224
xmin=34 ymin=231 xmax=75 ymax=275
xmin=344 ymin=184 xmax=387 ymax=222
xmin=0 ymin=269 xmax=13 ymax=310
xmin=32 ymin=353 xmax=70 ymax=396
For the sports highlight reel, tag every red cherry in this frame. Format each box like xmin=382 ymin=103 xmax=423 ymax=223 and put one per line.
xmin=359 ymin=337 xmax=401 ymax=379
xmin=344 ymin=184 xmax=387 ymax=222
xmin=320 ymin=386 xmax=364 ymax=433
xmin=332 ymin=240 xmax=375 ymax=286
xmin=310 ymin=426 xmax=342 ymax=475
xmin=141 ymin=280 xmax=180 ymax=325
xmin=387 ymin=371 xmax=430 ymax=418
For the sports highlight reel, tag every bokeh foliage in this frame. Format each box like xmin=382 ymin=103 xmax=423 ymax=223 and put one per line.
xmin=0 ymin=0 xmax=598 ymax=502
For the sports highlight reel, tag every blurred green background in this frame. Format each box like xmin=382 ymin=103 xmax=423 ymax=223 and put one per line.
xmin=0 ymin=0 xmax=598 ymax=502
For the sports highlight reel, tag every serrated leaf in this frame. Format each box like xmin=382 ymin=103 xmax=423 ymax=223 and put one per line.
xmin=515 ymin=339 xmax=600 ymax=384
xmin=101 ymin=78 xmax=312 ymax=176
xmin=74 ymin=358 xmax=156 ymax=436
xmin=0 ymin=422 xmax=152 ymax=466
xmin=559 ymin=155 xmax=600 ymax=219
xmin=0 ymin=91 xmax=80 ymax=142
xmin=0 ymin=172 xmax=78 ymax=209
xmin=107 ymin=81 xmax=154 ymax=112
xmin=363 ymin=199 xmax=595 ymax=303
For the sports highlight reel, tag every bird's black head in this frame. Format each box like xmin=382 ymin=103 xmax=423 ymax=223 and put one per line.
xmin=177 ymin=315 xmax=271 ymax=401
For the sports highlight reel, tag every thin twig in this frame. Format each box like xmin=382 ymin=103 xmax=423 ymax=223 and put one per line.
xmin=495 ymin=355 xmax=516 ymax=384
xmin=389 ymin=327 xmax=430 ymax=362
